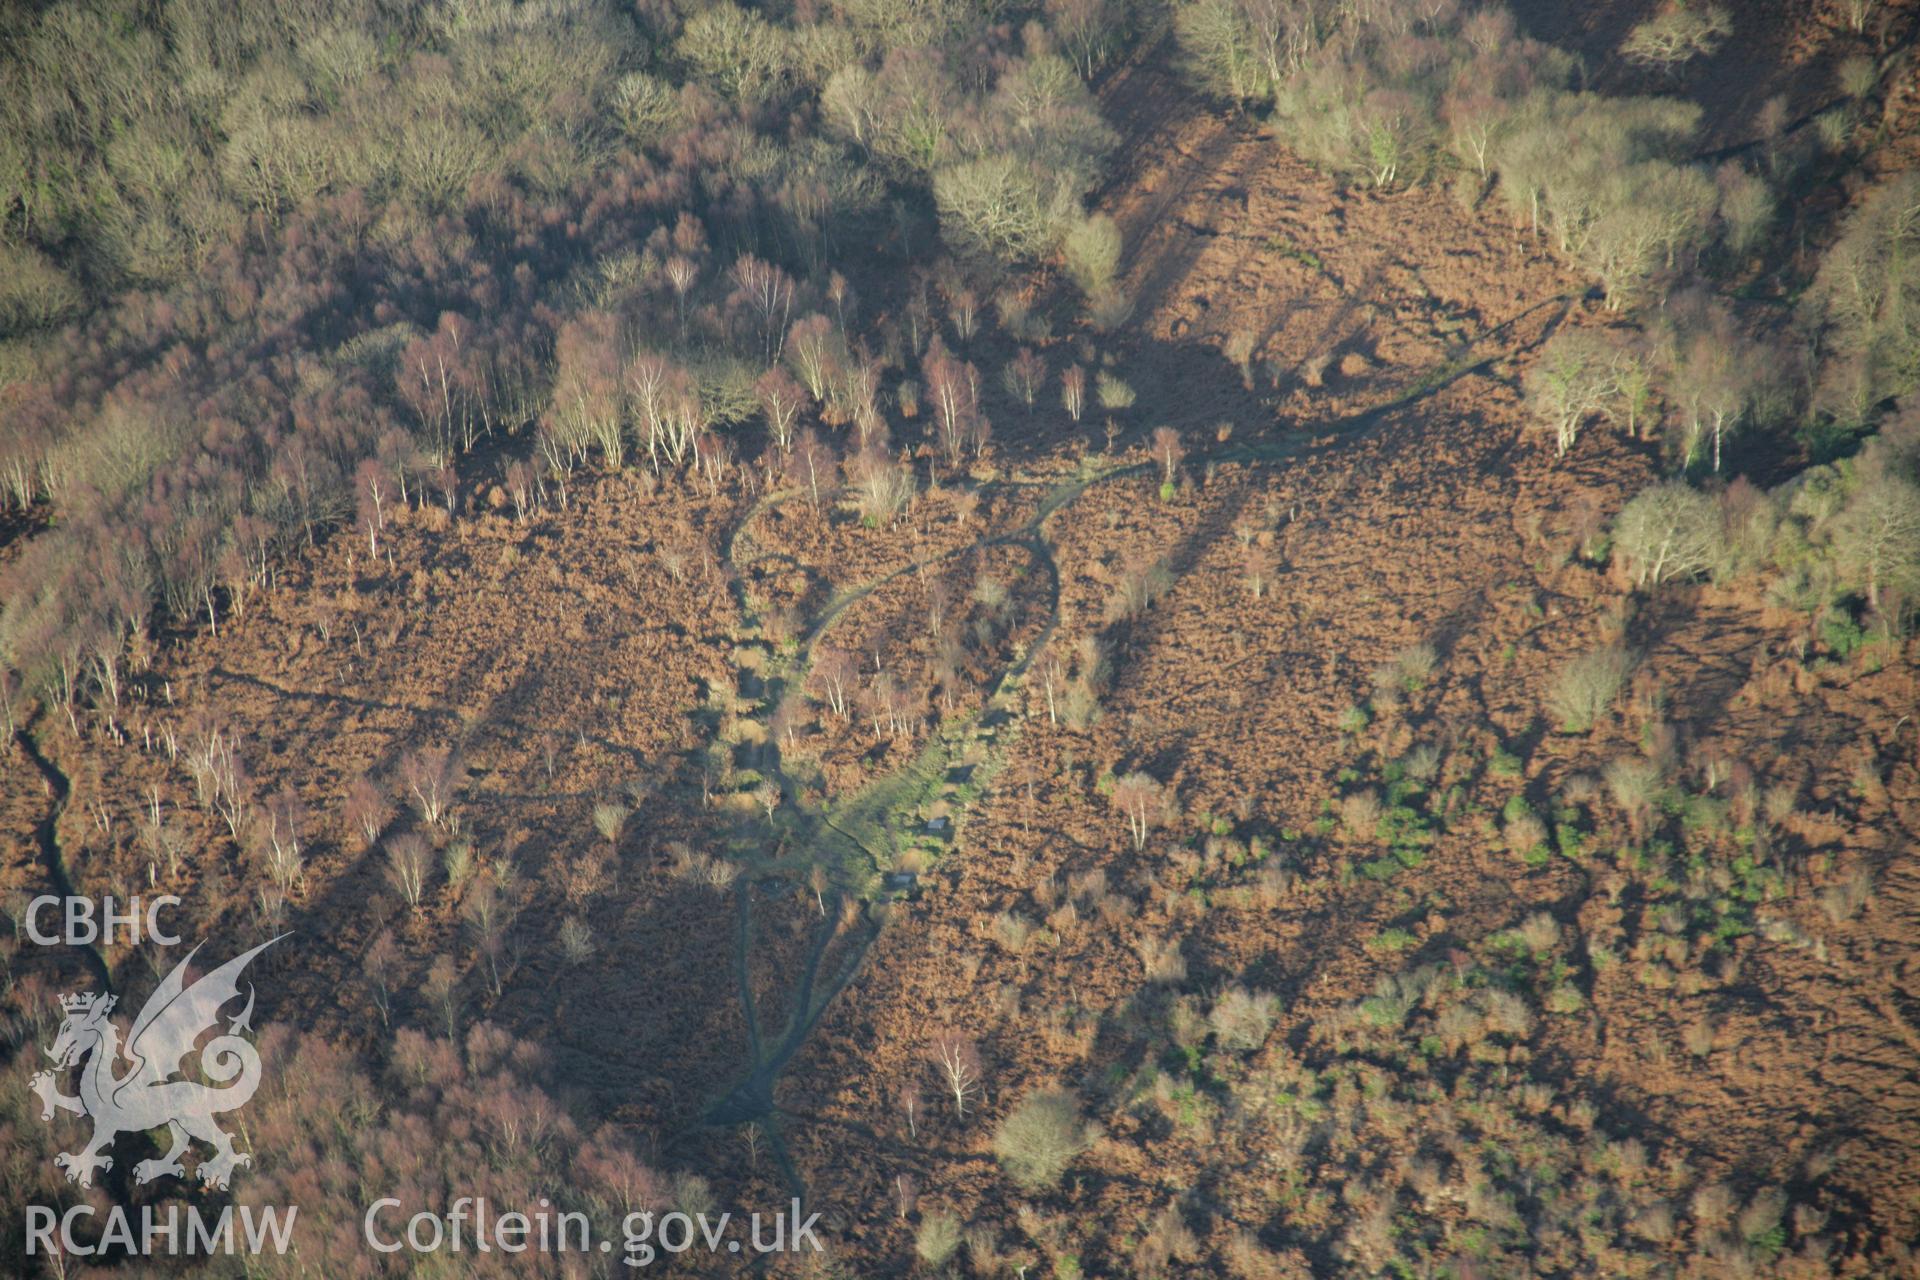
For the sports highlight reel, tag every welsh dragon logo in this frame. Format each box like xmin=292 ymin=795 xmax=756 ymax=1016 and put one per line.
xmin=29 ymin=937 xmax=282 ymax=1190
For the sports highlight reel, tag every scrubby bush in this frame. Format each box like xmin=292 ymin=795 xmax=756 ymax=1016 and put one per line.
xmin=1136 ymin=934 xmax=1187 ymax=984
xmin=1503 ymin=811 xmax=1547 ymax=858
xmin=1482 ymin=989 xmax=1534 ymax=1040
xmin=1549 ymin=646 xmax=1634 ymax=733
xmin=592 ymin=802 xmax=629 ymax=846
xmin=1604 ymin=757 xmax=1664 ymax=836
xmin=992 ymin=911 xmax=1036 ymax=955
xmin=1209 ymin=986 xmax=1279 ymax=1051
xmin=1402 ymin=743 xmax=1441 ymax=781
xmin=1096 ymin=370 xmax=1136 ymax=411
xmin=559 ymin=916 xmax=597 ymax=966
xmin=1820 ymin=867 xmax=1873 ymax=922
xmin=992 ymin=1088 xmax=1093 ymax=1190
xmin=1373 ymin=642 xmax=1439 ymax=692
xmin=1518 ymin=912 xmax=1561 ymax=955
xmin=1063 ymin=214 xmax=1122 ymax=300
xmin=1339 ymin=790 xmax=1382 ymax=841
xmin=915 ymin=1212 xmax=964 ymax=1266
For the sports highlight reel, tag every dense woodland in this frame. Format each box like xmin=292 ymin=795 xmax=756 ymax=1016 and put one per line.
xmin=0 ymin=0 xmax=1132 ymax=712
xmin=2 ymin=0 xmax=1919 ymax=1275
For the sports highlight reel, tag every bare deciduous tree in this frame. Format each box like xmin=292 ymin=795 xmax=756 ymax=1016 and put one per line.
xmin=0 ymin=668 xmax=19 ymax=738
xmin=1833 ymin=467 xmax=1920 ymax=609
xmin=784 ymin=427 xmax=839 ymax=512
xmin=401 ymin=746 xmax=459 ymax=829
xmin=848 ymin=447 xmax=916 ymax=526
xmin=386 ymin=835 xmax=431 ymax=909
xmin=1656 ymin=297 xmax=1770 ymax=471
xmin=808 ymin=863 xmax=830 ymax=917
xmin=1061 ymin=364 xmax=1087 ymax=421
xmin=1106 ymin=556 xmax=1174 ymax=622
xmin=1525 ymin=330 xmax=1623 ymax=457
xmin=345 ymin=771 xmax=393 ymax=852
xmin=1111 ymin=771 xmax=1165 ymax=849
xmin=1243 ymin=543 xmax=1277 ymax=599
xmin=786 ymin=314 xmax=844 ymax=403
xmin=1037 ymin=652 xmax=1066 ymax=725
xmin=929 ymin=1030 xmax=983 ymax=1116
xmin=727 ymin=254 xmax=795 ymax=367
xmin=423 ymin=954 xmax=461 ymax=1039
xmin=1063 ymin=214 xmax=1122 ymax=301
xmin=260 ymin=785 xmax=304 ymax=893
xmin=1605 ymin=757 xmax=1663 ymax=840
xmin=897 ymin=1079 xmax=922 ymax=1139
xmin=463 ymin=876 xmax=517 ymax=996
xmin=1613 ymin=481 xmax=1725 ymax=587
xmin=1621 ymin=5 xmax=1732 ymax=71
xmin=812 ymin=646 xmax=857 ymax=719
xmin=1003 ymin=348 xmax=1046 ymax=410
xmin=924 ymin=339 xmax=990 ymax=470
xmin=1209 ymin=986 xmax=1279 ymax=1051
xmin=755 ymin=366 xmax=807 ymax=451
xmin=1151 ymin=426 xmax=1185 ymax=486
xmin=364 ymin=929 xmax=398 ymax=1025
xmin=861 ymin=671 xmax=922 ymax=739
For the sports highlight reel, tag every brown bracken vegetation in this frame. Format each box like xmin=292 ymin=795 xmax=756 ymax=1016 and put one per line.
xmin=3 ymin=0 xmax=1920 ymax=1276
